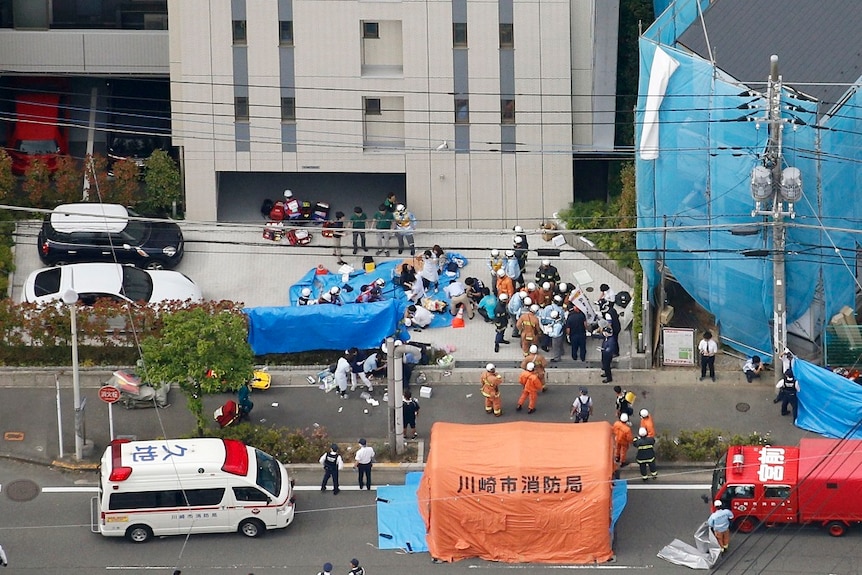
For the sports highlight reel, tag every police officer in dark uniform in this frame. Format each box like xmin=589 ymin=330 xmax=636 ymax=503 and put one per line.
xmin=319 ymin=444 xmax=343 ymax=494
xmin=633 ymin=427 xmax=658 ymax=481
xmin=601 ymin=300 xmax=622 ymax=356
xmin=774 ymin=370 xmax=800 ymax=419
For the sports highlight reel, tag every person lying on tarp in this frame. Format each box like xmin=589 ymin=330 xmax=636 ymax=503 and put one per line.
xmin=355 ymin=278 xmax=386 ymax=303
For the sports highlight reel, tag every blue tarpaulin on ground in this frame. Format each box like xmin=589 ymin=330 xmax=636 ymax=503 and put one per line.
xmin=795 ymin=359 xmax=862 ymax=440
xmin=244 ymin=301 xmax=399 ymax=354
xmin=377 ymin=471 xmax=428 ymax=552
xmin=246 ymin=255 xmax=470 ymax=354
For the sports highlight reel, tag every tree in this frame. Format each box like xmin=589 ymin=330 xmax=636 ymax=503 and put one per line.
xmin=109 ymin=159 xmax=141 ymax=206
xmin=22 ymin=158 xmax=52 ymax=207
xmin=53 ymin=155 xmax=83 ymax=205
xmin=141 ymin=306 xmax=254 ymax=436
xmin=0 ymin=150 xmax=15 ymax=202
xmin=142 ymin=149 xmax=182 ymax=216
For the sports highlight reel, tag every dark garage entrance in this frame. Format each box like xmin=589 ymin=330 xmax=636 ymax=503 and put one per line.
xmin=217 ymin=172 xmax=407 ymax=223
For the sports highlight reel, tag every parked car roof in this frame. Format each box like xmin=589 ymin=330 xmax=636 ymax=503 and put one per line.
xmin=50 ymin=203 xmax=129 ymax=234
xmin=22 ymin=263 xmax=202 ymax=305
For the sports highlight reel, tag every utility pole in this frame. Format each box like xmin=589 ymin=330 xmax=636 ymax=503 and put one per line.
xmin=748 ymin=55 xmax=802 ymax=369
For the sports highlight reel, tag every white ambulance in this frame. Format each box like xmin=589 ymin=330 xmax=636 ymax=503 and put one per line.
xmin=91 ymin=438 xmax=295 ymax=542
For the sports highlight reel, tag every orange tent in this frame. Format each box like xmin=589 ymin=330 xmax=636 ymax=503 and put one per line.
xmin=418 ymin=421 xmax=615 ymax=564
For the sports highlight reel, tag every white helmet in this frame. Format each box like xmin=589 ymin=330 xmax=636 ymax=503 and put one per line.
xmin=640 ymin=409 xmax=649 ymax=418
xmin=514 ymin=225 xmax=524 ymax=233
xmin=542 ymin=259 xmax=550 ymax=266
xmin=550 ymin=310 xmax=560 ymax=319
xmin=396 ymin=204 xmax=405 ymax=212
xmin=330 ymin=286 xmax=340 ymax=295
xmin=620 ymin=413 xmax=629 ymax=423
xmin=553 ymin=295 xmax=563 ymax=304
xmin=558 ymin=282 xmax=568 ymax=292
xmin=394 ymin=340 xmax=403 ymax=346
xmin=505 ymin=249 xmax=515 ymax=257
xmin=486 ymin=363 xmax=496 ymax=372
xmin=404 ymin=318 xmax=413 ymax=326
xmin=284 ymin=189 xmax=293 ymax=198
xmin=638 ymin=427 xmax=647 ymax=437
xmin=523 ymin=297 xmax=533 ymax=306
xmin=301 ymin=287 xmax=311 ymax=297
xmin=491 ymin=249 xmax=500 ymax=257
xmin=374 ymin=278 xmax=385 ymax=286
xmin=542 ymin=282 xmax=551 ymax=291
xmin=530 ymin=304 xmax=539 ymax=313
xmin=526 ymin=362 xmax=535 ymax=371
xmin=529 ymin=344 xmax=538 ymax=354
xmin=321 ymin=292 xmax=332 ymax=302
xmin=513 ymin=235 xmax=524 ymax=245
xmin=381 ymin=343 xmax=388 ymax=353
xmin=497 ymin=268 xmax=506 ymax=277
xmin=498 ymin=293 xmax=509 ymax=301
xmin=714 ymin=500 xmax=723 ymax=508
xmin=527 ymin=282 xmax=536 ymax=291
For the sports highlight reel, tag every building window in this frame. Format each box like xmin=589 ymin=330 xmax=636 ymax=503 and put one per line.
xmin=363 ymin=21 xmax=379 ymax=39
xmin=279 ymin=20 xmax=294 ymax=46
xmin=455 ymin=98 xmax=469 ymax=124
xmin=281 ymin=97 xmax=296 ymax=122
xmin=453 ymin=23 xmax=467 ymax=48
xmin=232 ymin=20 xmax=247 ymax=45
xmin=364 ymin=97 xmax=382 ymax=115
xmin=499 ymin=23 xmax=514 ymax=48
xmin=501 ymin=99 xmax=515 ymax=124
xmin=235 ymin=97 xmax=250 ymax=121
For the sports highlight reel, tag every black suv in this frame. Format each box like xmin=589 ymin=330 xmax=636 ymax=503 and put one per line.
xmin=38 ymin=203 xmax=184 ymax=270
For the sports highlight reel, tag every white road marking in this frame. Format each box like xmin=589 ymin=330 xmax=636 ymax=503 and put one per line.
xmin=3 ymin=483 xmax=711 ymax=494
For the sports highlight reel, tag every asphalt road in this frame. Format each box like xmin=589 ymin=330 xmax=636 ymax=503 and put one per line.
xmin=1 ymin=457 xmax=857 ymax=574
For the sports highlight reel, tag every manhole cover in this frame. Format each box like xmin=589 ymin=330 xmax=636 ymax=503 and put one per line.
xmin=5 ymin=479 xmax=40 ymax=502
xmin=736 ymin=402 xmax=751 ymax=413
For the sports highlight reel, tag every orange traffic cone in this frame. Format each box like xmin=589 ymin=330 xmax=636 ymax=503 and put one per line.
xmin=452 ymin=306 xmax=465 ymax=329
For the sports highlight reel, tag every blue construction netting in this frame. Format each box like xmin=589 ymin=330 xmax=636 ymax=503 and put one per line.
xmin=637 ymin=3 xmax=860 ymax=359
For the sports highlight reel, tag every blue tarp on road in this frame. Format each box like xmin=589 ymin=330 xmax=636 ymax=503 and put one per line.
xmin=377 ymin=471 xmax=428 ymax=553
xmin=795 ymin=359 xmax=862 ymax=440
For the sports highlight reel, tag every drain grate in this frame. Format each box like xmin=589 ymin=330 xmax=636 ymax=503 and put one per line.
xmin=5 ymin=479 xmax=40 ymax=502
xmin=736 ymin=402 xmax=751 ymax=413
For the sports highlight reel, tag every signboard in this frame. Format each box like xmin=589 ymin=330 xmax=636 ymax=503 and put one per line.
xmin=98 ymin=385 xmax=121 ymax=404
xmin=662 ymin=327 xmax=695 ymax=366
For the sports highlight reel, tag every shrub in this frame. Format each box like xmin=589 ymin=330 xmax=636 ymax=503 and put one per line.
xmin=204 ymin=423 xmax=332 ymax=464
xmin=656 ymin=428 xmax=772 ymax=462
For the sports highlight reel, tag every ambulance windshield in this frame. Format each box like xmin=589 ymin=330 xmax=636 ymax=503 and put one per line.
xmin=255 ymin=449 xmax=283 ymax=497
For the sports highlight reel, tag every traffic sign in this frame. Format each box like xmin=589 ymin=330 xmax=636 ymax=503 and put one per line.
xmin=98 ymin=386 xmax=121 ymax=404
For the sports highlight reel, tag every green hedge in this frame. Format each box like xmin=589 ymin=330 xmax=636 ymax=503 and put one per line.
xmin=656 ymin=428 xmax=772 ymax=462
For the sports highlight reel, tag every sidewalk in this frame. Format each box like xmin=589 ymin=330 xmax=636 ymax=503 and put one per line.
xmin=0 ymin=365 xmax=809 ymax=475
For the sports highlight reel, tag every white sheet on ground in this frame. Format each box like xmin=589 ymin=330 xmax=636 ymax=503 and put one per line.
xmin=657 ymin=521 xmax=721 ymax=569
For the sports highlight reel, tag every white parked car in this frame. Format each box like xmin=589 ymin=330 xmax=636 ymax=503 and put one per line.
xmin=23 ymin=263 xmax=202 ymax=305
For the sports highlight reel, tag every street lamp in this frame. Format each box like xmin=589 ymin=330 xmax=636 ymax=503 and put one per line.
xmin=61 ymin=289 xmax=84 ymax=460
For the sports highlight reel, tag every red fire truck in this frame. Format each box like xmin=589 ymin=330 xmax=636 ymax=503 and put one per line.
xmin=711 ymin=438 xmax=862 ymax=536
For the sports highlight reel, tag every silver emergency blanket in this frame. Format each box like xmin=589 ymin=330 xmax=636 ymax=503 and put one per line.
xmin=657 ymin=521 xmax=721 ymax=569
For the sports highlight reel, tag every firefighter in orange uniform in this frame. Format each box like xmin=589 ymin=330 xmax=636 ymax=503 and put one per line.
xmin=481 ymin=363 xmax=503 ymax=417
xmin=516 ymin=362 xmax=543 ymax=414
xmin=612 ymin=413 xmax=634 ymax=466
xmin=495 ymin=268 xmax=516 ymax=299
xmin=521 ymin=344 xmax=547 ymax=391
xmin=516 ymin=304 xmax=542 ymax=355
xmin=639 ymin=408 xmax=656 ymax=438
